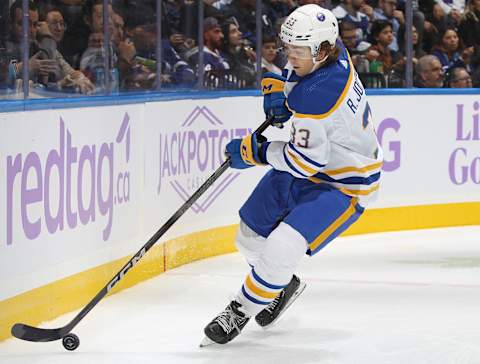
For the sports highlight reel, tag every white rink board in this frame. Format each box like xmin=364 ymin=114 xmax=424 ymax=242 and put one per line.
xmin=1 ymin=94 xmax=479 ymax=300
xmin=369 ymin=94 xmax=480 ymax=207
xmin=0 ymin=105 xmax=144 ymax=299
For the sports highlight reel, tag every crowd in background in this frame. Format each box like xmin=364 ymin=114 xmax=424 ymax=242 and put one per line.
xmin=1 ymin=0 xmax=479 ymax=96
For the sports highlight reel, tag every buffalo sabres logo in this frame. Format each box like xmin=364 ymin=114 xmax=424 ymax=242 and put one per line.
xmin=316 ymin=12 xmax=326 ymax=21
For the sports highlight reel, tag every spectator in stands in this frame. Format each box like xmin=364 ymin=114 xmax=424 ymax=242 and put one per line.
xmin=458 ymin=0 xmax=480 ymax=48
xmin=111 ymin=9 xmax=144 ymax=79
xmin=446 ymin=66 xmax=473 ymax=87
xmin=396 ymin=0 xmax=426 ymax=56
xmin=4 ymin=1 xmax=74 ymax=92
xmin=169 ymin=30 xmax=196 ymax=61
xmin=367 ymin=20 xmax=404 ymax=75
xmin=0 ymin=1 xmax=9 ymax=43
xmin=77 ymin=0 xmax=126 ymax=92
xmin=160 ymin=39 xmax=196 ymax=87
xmin=332 ymin=0 xmax=370 ymax=42
xmin=111 ymin=10 xmax=125 ymax=47
xmin=268 ymin=0 xmax=295 ymax=21
xmin=84 ymin=0 xmax=114 ymax=36
xmin=340 ymin=21 xmax=358 ymax=51
xmin=186 ymin=17 xmax=230 ymax=74
xmin=0 ymin=40 xmax=8 ymax=90
xmin=396 ymin=23 xmax=427 ymax=86
xmin=223 ymin=0 xmax=275 ymax=44
xmin=220 ymin=17 xmax=256 ymax=87
xmin=261 ymin=34 xmax=282 ymax=75
xmin=355 ymin=0 xmax=375 ymax=21
xmin=165 ymin=0 xmax=227 ymax=41
xmin=431 ymin=27 xmax=474 ymax=74
xmin=458 ymin=0 xmax=480 ymax=87
xmin=46 ymin=0 xmax=88 ymax=68
xmin=423 ymin=2 xmax=462 ymax=52
xmin=4 ymin=0 xmax=45 ymax=88
xmin=373 ymin=0 xmax=404 ymax=51
xmin=130 ymin=24 xmax=157 ymax=60
xmin=117 ymin=0 xmax=156 ymax=29
xmin=339 ymin=20 xmax=370 ymax=72
xmin=435 ymin=0 xmax=465 ymax=25
xmin=73 ymin=0 xmax=115 ymax=69
xmin=162 ymin=0 xmax=183 ymax=34
xmin=115 ymin=41 xmax=156 ymax=91
xmin=273 ymin=15 xmax=287 ymax=36
xmin=79 ymin=31 xmax=110 ymax=90
xmin=57 ymin=0 xmax=86 ymax=29
xmin=109 ymin=11 xmax=144 ymax=90
xmin=38 ymin=0 xmax=86 ymax=30
xmin=471 ymin=68 xmax=480 ymax=87
xmin=2 ymin=1 xmax=94 ymax=94
xmin=44 ymin=6 xmax=67 ymax=44
xmin=41 ymin=6 xmax=94 ymax=93
xmin=115 ymin=34 xmax=135 ymax=76
xmin=414 ymin=54 xmax=444 ymax=87
xmin=136 ymin=23 xmax=196 ymax=86
xmin=421 ymin=3 xmax=444 ymax=53
xmin=398 ymin=25 xmax=427 ymax=62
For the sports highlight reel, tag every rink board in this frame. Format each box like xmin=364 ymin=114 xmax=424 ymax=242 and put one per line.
xmin=1 ymin=94 xmax=480 ymax=341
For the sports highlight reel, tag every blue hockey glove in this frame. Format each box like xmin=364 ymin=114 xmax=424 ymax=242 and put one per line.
xmin=225 ymin=133 xmax=269 ymax=169
xmin=261 ymin=72 xmax=292 ymax=127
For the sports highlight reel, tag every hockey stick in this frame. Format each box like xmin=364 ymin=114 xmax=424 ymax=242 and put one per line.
xmin=11 ymin=115 xmax=274 ymax=343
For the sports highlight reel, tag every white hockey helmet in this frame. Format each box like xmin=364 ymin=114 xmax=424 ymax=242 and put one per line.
xmin=280 ymin=4 xmax=339 ymax=57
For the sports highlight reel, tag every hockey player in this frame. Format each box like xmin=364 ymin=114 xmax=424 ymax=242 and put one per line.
xmin=201 ymin=4 xmax=383 ymax=346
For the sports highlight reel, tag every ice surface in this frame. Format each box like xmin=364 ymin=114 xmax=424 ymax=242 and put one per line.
xmin=1 ymin=226 xmax=480 ymax=364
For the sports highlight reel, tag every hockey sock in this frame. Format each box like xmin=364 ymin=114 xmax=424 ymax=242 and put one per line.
xmin=236 ymin=268 xmax=287 ymax=316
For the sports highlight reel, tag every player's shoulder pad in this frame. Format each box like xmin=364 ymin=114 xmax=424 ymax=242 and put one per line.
xmin=287 ymin=42 xmax=353 ymax=119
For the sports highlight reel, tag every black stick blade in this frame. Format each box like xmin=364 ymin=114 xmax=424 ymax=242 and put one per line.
xmin=11 ymin=323 xmax=65 ymax=342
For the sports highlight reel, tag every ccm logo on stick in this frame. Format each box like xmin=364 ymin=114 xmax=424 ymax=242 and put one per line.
xmin=107 ymin=247 xmax=146 ymax=292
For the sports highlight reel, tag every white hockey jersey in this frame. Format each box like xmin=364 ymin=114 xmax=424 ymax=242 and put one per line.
xmin=265 ymin=42 xmax=383 ymax=207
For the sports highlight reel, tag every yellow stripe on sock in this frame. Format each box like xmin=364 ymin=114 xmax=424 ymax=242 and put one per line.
xmin=245 ymin=275 xmax=279 ymax=299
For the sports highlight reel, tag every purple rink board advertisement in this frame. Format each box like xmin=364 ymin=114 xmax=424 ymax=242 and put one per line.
xmin=1 ymin=94 xmax=479 ymax=298
xmin=0 ymin=105 xmax=143 ymax=299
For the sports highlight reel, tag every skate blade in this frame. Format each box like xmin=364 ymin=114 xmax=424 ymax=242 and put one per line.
xmin=199 ymin=336 xmax=217 ymax=348
xmin=261 ymin=281 xmax=307 ymax=330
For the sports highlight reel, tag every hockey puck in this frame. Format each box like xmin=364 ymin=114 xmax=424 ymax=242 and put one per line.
xmin=62 ymin=333 xmax=80 ymax=351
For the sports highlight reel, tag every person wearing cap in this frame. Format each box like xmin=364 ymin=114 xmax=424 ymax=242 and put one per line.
xmin=201 ymin=4 xmax=383 ymax=347
xmin=185 ymin=16 xmax=230 ymax=82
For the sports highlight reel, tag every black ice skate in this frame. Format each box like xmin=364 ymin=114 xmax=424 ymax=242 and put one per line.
xmin=255 ymin=275 xmax=306 ymax=329
xmin=200 ymin=300 xmax=250 ymax=346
